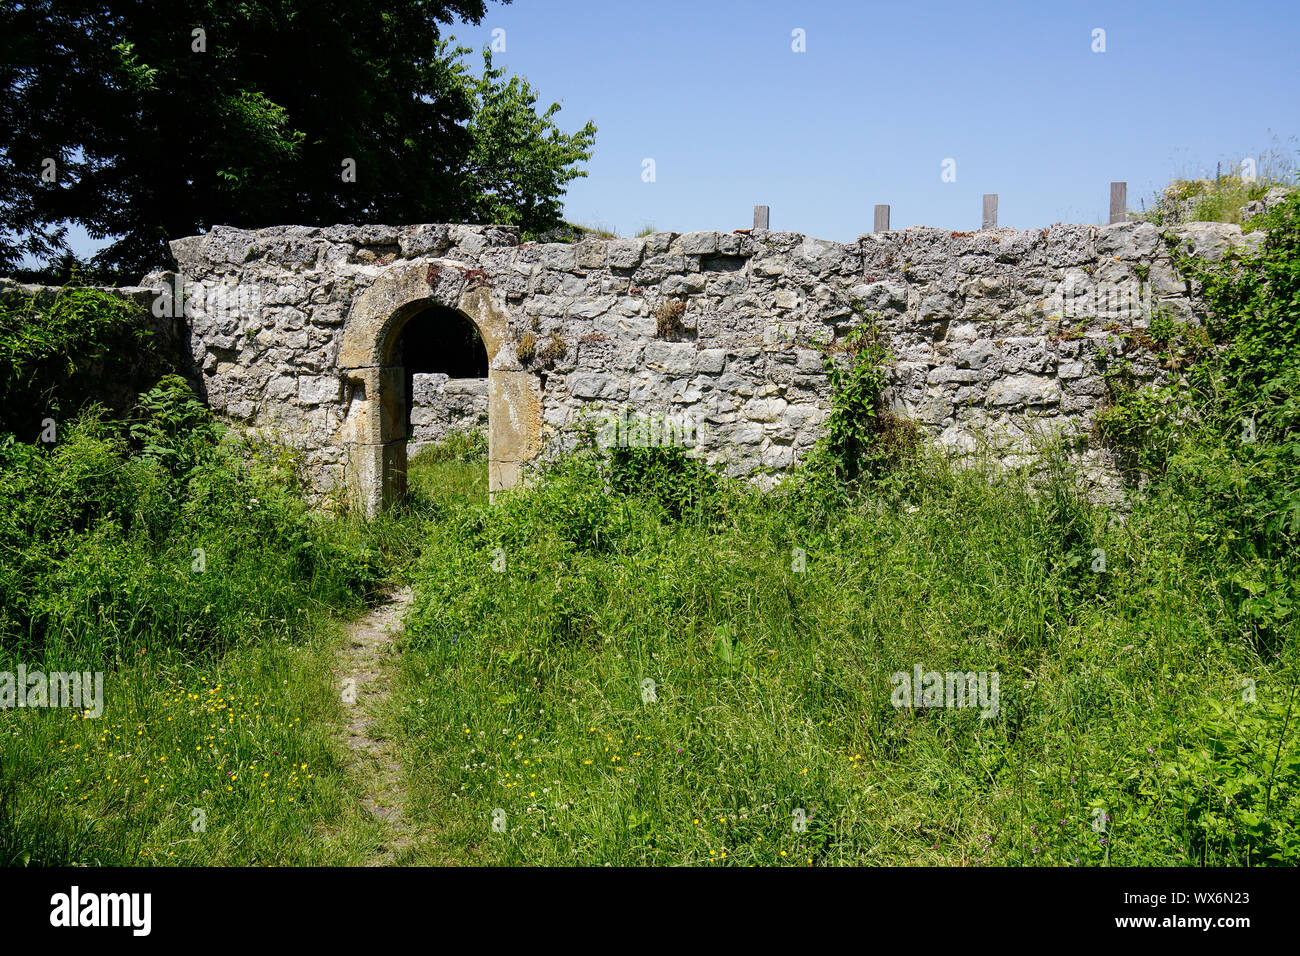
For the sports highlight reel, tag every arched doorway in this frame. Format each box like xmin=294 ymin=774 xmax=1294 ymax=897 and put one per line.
xmin=337 ymin=259 xmax=542 ymax=515
xmin=397 ymin=305 xmax=489 ymax=459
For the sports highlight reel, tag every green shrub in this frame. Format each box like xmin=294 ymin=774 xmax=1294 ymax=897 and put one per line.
xmin=1100 ymin=192 xmax=1300 ymax=561
xmin=1167 ymin=688 xmax=1300 ymax=865
xmin=606 ymin=444 xmax=719 ymax=522
xmin=808 ymin=317 xmax=918 ymax=488
xmin=0 ymin=283 xmax=166 ymax=434
xmin=130 ymin=374 xmax=222 ymax=480
xmin=0 ymin=378 xmax=383 ymax=662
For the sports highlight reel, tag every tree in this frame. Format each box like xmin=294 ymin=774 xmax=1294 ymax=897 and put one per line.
xmin=0 ymin=0 xmax=597 ymax=280
xmin=453 ymin=47 xmax=596 ymax=237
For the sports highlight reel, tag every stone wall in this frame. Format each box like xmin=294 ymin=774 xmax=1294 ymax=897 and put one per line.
xmin=153 ymin=217 xmax=1264 ymax=510
xmin=409 ymin=373 xmax=488 ymax=454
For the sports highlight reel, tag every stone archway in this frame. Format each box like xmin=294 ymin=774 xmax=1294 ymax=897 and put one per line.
xmin=338 ymin=258 xmax=541 ymax=514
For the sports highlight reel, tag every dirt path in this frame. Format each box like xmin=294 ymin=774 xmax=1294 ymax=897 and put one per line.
xmin=337 ymin=587 xmax=415 ymax=866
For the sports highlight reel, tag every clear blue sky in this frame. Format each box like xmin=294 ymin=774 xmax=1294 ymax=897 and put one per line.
xmin=459 ymin=0 xmax=1299 ymax=239
xmin=54 ymin=0 xmax=1298 ymax=259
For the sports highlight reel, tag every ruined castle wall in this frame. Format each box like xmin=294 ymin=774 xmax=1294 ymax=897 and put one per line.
xmin=409 ymin=373 xmax=488 ymax=454
xmin=158 ymin=218 xmax=1263 ymax=505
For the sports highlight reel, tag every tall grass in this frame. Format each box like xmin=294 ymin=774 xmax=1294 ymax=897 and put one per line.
xmin=382 ymin=195 xmax=1300 ymax=866
xmin=0 ymin=380 xmax=395 ymax=865
xmin=1142 ymin=155 xmax=1296 ymax=226
xmin=385 ymin=446 xmax=1297 ymax=865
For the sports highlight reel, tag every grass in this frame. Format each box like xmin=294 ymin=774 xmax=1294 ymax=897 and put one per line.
xmin=574 ymin=221 xmax=617 ymax=239
xmin=0 ymin=383 xmax=398 ymax=865
xmin=0 ymin=408 xmax=488 ymax=865
xmin=1141 ymin=159 xmax=1296 ymax=226
xmin=1 ymin=625 xmax=387 ymax=865
xmin=408 ymin=439 xmax=489 ymax=507
xmin=382 ymin=448 xmax=1298 ymax=866
xmin=8 ymin=421 xmax=1294 ymax=866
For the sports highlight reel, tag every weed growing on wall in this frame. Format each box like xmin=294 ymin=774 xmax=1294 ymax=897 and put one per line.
xmin=808 ymin=313 xmax=918 ymax=489
xmin=1142 ymin=168 xmax=1295 ymax=226
xmin=1097 ymin=190 xmax=1300 ymax=651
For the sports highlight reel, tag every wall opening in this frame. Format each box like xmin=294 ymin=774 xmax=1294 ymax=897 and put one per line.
xmin=341 ymin=258 xmax=537 ymax=515
xmin=383 ymin=304 xmax=489 ymax=506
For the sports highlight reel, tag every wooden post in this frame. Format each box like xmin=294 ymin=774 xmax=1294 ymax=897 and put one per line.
xmin=1109 ymin=182 xmax=1127 ymax=224
xmin=874 ymin=204 xmax=891 ymax=232
xmin=753 ymin=205 xmax=770 ymax=230
xmin=982 ymin=194 xmax=998 ymax=230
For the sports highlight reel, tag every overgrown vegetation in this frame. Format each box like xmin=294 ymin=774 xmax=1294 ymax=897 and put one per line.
xmin=3 ymin=188 xmax=1297 ymax=868
xmin=1098 ymin=190 xmax=1300 ymax=583
xmin=1141 ymin=161 xmax=1295 ymax=226
xmin=805 ymin=318 xmax=919 ymax=489
xmin=0 ymin=283 xmax=172 ymax=435
xmin=378 ymin=205 xmax=1298 ymax=865
xmin=0 ymin=374 xmax=395 ymax=864
xmin=388 ymin=439 xmax=1297 ymax=865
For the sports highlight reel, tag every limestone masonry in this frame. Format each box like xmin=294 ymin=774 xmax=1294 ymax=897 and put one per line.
xmin=140 ymin=218 xmax=1264 ymax=512
xmin=409 ymin=373 xmax=487 ymax=455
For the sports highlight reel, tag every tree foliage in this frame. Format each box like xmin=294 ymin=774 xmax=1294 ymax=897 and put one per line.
xmin=454 ymin=48 xmax=597 ymax=237
xmin=1 ymin=1 xmax=596 ymax=279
